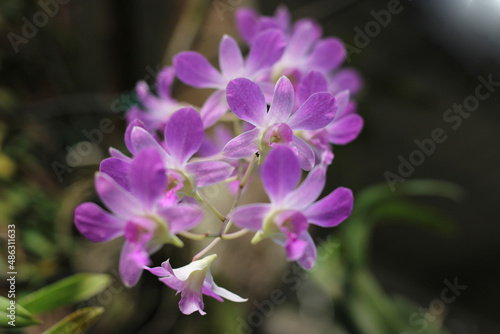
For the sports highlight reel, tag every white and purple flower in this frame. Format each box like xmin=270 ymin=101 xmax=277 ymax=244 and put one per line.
xmin=124 ymin=108 xmax=235 ymax=197
xmin=222 ymin=76 xmax=337 ymax=170
xmin=173 ymin=31 xmax=285 ymax=127
xmin=235 ymin=7 xmax=346 ymax=83
xmin=74 ymin=4 xmax=362 ymax=316
xmin=231 ymin=146 xmax=353 ymax=269
xmin=146 ymin=254 xmax=246 ymax=315
xmin=296 ymin=70 xmax=364 ymax=164
xmin=74 ymin=148 xmax=204 ymax=286
xmin=126 ymin=67 xmax=187 ymax=133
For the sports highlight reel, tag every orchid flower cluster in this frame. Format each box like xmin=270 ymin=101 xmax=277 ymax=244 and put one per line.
xmin=74 ymin=6 xmax=363 ymax=315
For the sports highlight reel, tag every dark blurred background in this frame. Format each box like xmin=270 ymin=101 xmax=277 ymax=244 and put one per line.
xmin=1 ymin=0 xmax=499 ymax=333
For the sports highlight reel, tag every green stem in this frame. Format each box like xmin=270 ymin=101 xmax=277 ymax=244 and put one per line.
xmin=195 ymin=190 xmax=226 ymax=222
xmin=239 ymin=153 xmax=258 ymax=190
xmin=192 ymin=237 xmax=220 ymax=261
xmin=192 ymin=154 xmax=257 ymax=260
xmin=178 ymin=230 xmax=209 ymax=241
xmin=221 ymin=228 xmax=249 ymax=240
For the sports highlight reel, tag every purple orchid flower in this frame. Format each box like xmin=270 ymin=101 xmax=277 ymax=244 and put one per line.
xmin=235 ymin=6 xmax=291 ymax=45
xmin=146 ymin=254 xmax=247 ymax=315
xmin=221 ymin=76 xmax=337 ymax=170
xmin=296 ymin=71 xmax=364 ymax=165
xmin=328 ymin=68 xmax=364 ymax=96
xmin=230 ymin=146 xmax=353 ymax=269
xmin=126 ymin=67 xmax=187 ymax=133
xmin=173 ymin=31 xmax=285 ymax=127
xmin=271 ymin=20 xmax=346 ymax=83
xmin=126 ymin=108 xmax=234 ymax=197
xmin=196 ymin=125 xmax=252 ymax=195
xmin=74 ymin=148 xmax=204 ymax=287
xmin=236 ymin=7 xmax=346 ymax=85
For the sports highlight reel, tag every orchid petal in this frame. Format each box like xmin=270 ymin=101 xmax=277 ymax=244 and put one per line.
xmin=179 ymin=288 xmax=205 ymax=315
xmin=125 ymin=119 xmax=146 ymax=154
xmin=342 ymin=101 xmax=358 ymax=117
xmin=285 ymin=166 xmax=326 ymax=209
xmin=186 ymin=160 xmax=234 ymax=187
xmin=145 ymin=264 xmax=170 ymax=277
xmin=221 ymin=128 xmax=261 ymax=159
xmin=297 ymin=71 xmax=328 ymax=105
xmin=226 ymin=78 xmax=267 ymax=127
xmin=262 ymin=145 xmax=301 ymax=203
xmin=267 ymin=76 xmax=294 ymax=124
xmin=74 ymin=202 xmax=125 ymax=242
xmin=291 ymin=135 xmax=315 ymax=171
xmin=296 ymin=232 xmax=317 ymax=269
xmin=173 ymin=51 xmax=225 ymax=89
xmin=246 ymin=30 xmax=286 ymax=76
xmin=119 ymin=242 xmax=150 ymax=287
xmin=156 ymin=66 xmax=175 ymax=99
xmin=148 ymin=260 xmax=185 ymax=291
xmin=165 ymin=107 xmax=204 ymax=165
xmin=334 ymin=90 xmax=350 ymax=117
xmin=200 ymin=90 xmax=228 ymax=128
xmin=328 ymin=114 xmax=364 ymax=145
xmin=109 ymin=147 xmax=131 ymax=161
xmin=329 ymin=68 xmax=363 ymax=95
xmin=130 ymin=126 xmax=164 ymax=156
xmin=135 ymin=81 xmax=155 ymax=108
xmin=286 ymin=19 xmax=321 ymax=59
xmin=158 ymin=203 xmax=204 ymax=234
xmin=95 ymin=172 xmax=142 ymax=219
xmin=235 ymin=8 xmax=259 ymax=45
xmin=305 ymin=38 xmax=346 ymax=72
xmin=257 ymin=81 xmax=276 ymax=103
xmin=284 ymin=232 xmax=308 ymax=261
xmin=231 ymin=203 xmax=272 ymax=230
xmin=288 ymin=92 xmax=337 ymax=131
xmin=257 ymin=18 xmax=282 ymax=33
xmin=211 ymin=283 xmax=247 ymax=302
xmin=129 ymin=148 xmax=166 ymax=210
xmin=304 ymin=187 xmax=353 ymax=227
xmin=171 ymin=255 xmax=216 ymax=281
xmin=274 ymin=6 xmax=291 ymax=31
xmin=219 ymin=35 xmax=245 ymax=80
xmin=99 ymin=157 xmax=131 ymax=191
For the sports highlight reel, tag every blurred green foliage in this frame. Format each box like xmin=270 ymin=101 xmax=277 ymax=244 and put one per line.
xmin=309 ymin=180 xmax=464 ymax=334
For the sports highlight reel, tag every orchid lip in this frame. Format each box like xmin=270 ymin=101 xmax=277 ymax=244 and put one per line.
xmin=140 ymin=214 xmax=184 ymax=248
xmin=262 ymin=123 xmax=294 ymax=148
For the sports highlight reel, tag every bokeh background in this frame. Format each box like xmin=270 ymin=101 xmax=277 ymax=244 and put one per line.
xmin=1 ymin=0 xmax=499 ymax=333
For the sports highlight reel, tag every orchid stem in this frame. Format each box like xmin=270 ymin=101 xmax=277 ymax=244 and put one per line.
xmin=221 ymin=228 xmax=248 ymax=240
xmin=178 ymin=230 xmax=209 ymax=241
xmin=233 ymin=118 xmax=242 ymax=136
xmin=195 ymin=190 xmax=226 ymax=222
xmin=223 ymin=176 xmax=239 ymax=183
xmin=193 ymin=154 xmax=257 ymax=261
xmin=239 ymin=153 xmax=257 ymax=190
xmin=193 ymin=237 xmax=220 ymax=261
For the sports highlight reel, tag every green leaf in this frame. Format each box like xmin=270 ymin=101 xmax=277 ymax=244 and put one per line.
xmin=42 ymin=307 xmax=104 ymax=334
xmin=310 ymin=237 xmax=345 ymax=299
xmin=19 ymin=273 xmax=112 ymax=314
xmin=0 ymin=296 xmax=41 ymax=328
xmin=22 ymin=230 xmax=56 ymax=258
xmin=372 ymin=199 xmax=457 ymax=236
xmin=355 ymin=180 xmax=464 ymax=214
xmin=392 ymin=180 xmax=465 ymax=201
xmin=347 ymin=292 xmax=388 ymax=334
